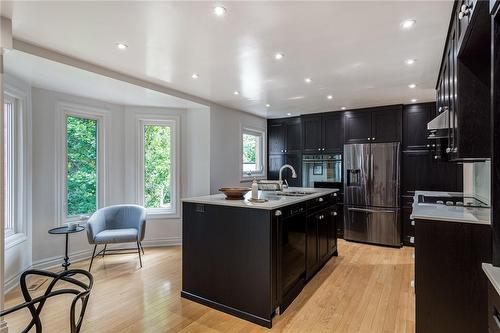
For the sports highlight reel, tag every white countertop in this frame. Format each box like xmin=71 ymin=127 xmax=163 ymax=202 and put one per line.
xmin=182 ymin=187 xmax=339 ymax=210
xmin=483 ymin=263 xmax=500 ymax=296
xmin=411 ymin=190 xmax=491 ymax=225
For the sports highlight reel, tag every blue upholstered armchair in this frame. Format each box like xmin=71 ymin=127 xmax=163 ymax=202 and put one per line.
xmin=86 ymin=204 xmax=146 ymax=271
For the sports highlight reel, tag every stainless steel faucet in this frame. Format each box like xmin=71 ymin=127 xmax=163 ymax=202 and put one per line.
xmin=279 ymin=164 xmax=297 ymax=190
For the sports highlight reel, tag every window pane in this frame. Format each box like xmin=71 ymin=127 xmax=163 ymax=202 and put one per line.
xmin=144 ymin=125 xmax=171 ymax=209
xmin=66 ymin=116 xmax=98 ymax=216
xmin=243 ymin=133 xmax=260 ymax=172
xmin=4 ymin=100 xmax=14 ymax=236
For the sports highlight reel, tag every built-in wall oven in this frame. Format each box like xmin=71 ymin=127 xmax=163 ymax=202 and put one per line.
xmin=302 ymin=154 xmax=342 ymax=188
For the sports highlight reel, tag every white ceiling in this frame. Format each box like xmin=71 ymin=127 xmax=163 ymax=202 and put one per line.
xmin=4 ymin=50 xmax=205 ymax=109
xmin=1 ymin=1 xmax=453 ymax=118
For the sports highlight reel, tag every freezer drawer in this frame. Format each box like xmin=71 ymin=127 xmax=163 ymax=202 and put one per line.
xmin=344 ymin=206 xmax=401 ymax=247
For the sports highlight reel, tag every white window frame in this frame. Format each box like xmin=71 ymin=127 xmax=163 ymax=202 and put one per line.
xmin=136 ymin=116 xmax=179 ymax=218
xmin=56 ymin=102 xmax=109 ymax=225
xmin=3 ymin=79 xmax=32 ymax=249
xmin=240 ymin=125 xmax=266 ymax=180
xmin=4 ymin=94 xmax=17 ymax=238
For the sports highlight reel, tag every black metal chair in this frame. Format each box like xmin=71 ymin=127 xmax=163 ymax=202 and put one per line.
xmin=0 ymin=269 xmax=94 ymax=333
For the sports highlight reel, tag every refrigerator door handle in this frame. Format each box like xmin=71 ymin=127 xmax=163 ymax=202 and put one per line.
xmin=347 ymin=207 xmax=396 ymax=214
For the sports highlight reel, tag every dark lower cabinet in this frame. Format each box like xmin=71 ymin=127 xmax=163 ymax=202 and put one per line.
xmin=306 ymin=202 xmax=338 ymax=280
xmin=487 ymin=281 xmax=500 ymax=333
xmin=415 ymin=218 xmax=492 ymax=333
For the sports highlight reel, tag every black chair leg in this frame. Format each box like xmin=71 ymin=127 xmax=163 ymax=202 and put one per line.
xmin=139 ymin=242 xmax=144 ymax=255
xmin=88 ymin=245 xmax=97 ymax=272
xmin=102 ymin=244 xmax=107 ymax=258
xmin=137 ymin=241 xmax=142 ymax=268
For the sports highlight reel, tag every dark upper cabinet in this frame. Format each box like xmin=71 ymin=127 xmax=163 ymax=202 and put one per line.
xmin=323 ymin=113 xmax=344 ymax=151
xmin=401 ymin=150 xmax=463 ymax=195
xmin=285 ymin=118 xmax=302 ymax=152
xmin=302 ymin=113 xmax=344 ymax=153
xmin=434 ymin=0 xmax=491 ymax=160
xmin=285 ymin=153 xmax=302 ymax=187
xmin=371 ymin=107 xmax=402 ymax=143
xmin=268 ymin=154 xmax=285 ymax=180
xmin=302 ymin=115 xmax=323 ymax=152
xmin=344 ymin=106 xmax=402 ymax=144
xmin=268 ymin=121 xmax=285 ymax=154
xmin=403 ymin=103 xmax=433 ymax=150
xmin=267 ymin=153 xmax=302 ymax=186
xmin=268 ymin=118 xmax=302 ymax=154
xmin=344 ymin=110 xmax=372 ymax=144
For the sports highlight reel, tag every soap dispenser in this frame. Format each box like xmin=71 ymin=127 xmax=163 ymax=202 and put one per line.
xmin=251 ymin=178 xmax=259 ymax=200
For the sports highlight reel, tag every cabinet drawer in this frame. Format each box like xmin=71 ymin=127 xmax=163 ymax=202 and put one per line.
xmin=307 ymin=195 xmax=329 ymax=211
xmin=489 ymin=283 xmax=500 ymax=333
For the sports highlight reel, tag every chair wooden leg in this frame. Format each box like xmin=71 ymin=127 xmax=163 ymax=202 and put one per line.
xmin=88 ymin=245 xmax=97 ymax=272
xmin=137 ymin=241 xmax=142 ymax=268
xmin=102 ymin=244 xmax=107 ymax=258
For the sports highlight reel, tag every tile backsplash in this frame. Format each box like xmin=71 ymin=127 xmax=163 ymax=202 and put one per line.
xmin=463 ymin=161 xmax=491 ymax=205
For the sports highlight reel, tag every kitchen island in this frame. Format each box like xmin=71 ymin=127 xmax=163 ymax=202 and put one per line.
xmin=181 ymin=187 xmax=340 ymax=327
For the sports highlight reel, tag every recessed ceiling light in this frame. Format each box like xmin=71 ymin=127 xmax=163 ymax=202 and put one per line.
xmin=327 ymin=95 xmax=333 ymax=100
xmin=266 ymin=104 xmax=271 ymax=107
xmin=304 ymin=78 xmax=312 ymax=83
xmin=408 ymin=83 xmax=417 ymax=89
xmin=341 ymin=107 xmax=347 ymax=110
xmin=275 ymin=53 xmax=284 ymax=60
xmin=286 ymin=113 xmax=292 ymax=116
xmin=411 ymin=98 xmax=418 ymax=103
xmin=191 ymin=73 xmax=199 ymax=79
xmin=405 ymin=58 xmax=417 ymax=65
xmin=233 ymin=91 xmax=240 ymax=95
xmin=116 ymin=43 xmax=128 ymax=50
xmin=401 ymin=19 xmax=416 ymax=29
xmin=214 ymin=6 xmax=226 ymax=16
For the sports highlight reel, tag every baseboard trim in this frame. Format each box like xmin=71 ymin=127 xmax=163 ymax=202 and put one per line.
xmin=4 ymin=237 xmax=182 ymax=293
xmin=180 ymin=290 xmax=272 ymax=328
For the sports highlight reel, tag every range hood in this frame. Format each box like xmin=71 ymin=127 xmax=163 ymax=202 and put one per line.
xmin=427 ymin=107 xmax=449 ymax=139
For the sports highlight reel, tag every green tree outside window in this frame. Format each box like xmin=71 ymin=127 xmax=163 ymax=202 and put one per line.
xmin=144 ymin=125 xmax=171 ymax=208
xmin=66 ymin=116 xmax=98 ymax=216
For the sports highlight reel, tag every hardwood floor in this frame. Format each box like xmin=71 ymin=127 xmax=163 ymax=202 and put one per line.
xmin=4 ymin=240 xmax=415 ymax=333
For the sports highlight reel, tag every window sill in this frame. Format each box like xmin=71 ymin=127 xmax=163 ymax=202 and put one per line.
xmin=5 ymin=233 xmax=28 ymax=250
xmin=146 ymin=209 xmax=179 ymax=220
xmin=240 ymin=175 xmax=267 ymax=183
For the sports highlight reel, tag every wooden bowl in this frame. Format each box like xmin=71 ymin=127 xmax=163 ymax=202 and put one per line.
xmin=219 ymin=187 xmax=251 ymax=200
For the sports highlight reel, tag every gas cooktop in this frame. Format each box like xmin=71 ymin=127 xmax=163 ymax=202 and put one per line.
xmin=417 ymin=195 xmax=489 ymax=208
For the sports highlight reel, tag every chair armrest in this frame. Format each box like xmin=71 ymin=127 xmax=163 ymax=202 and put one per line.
xmin=137 ymin=209 xmax=147 ymax=241
xmin=86 ymin=212 xmax=106 ymax=244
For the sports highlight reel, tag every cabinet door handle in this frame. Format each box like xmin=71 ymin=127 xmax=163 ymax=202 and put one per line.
xmin=410 ymin=280 xmax=415 ymax=289
xmin=317 ymin=148 xmax=321 ymax=151
xmin=318 ymin=197 xmax=324 ymax=202
xmin=333 ymin=212 xmax=338 ymax=216
xmin=322 ymin=148 xmax=325 ymax=151
xmin=372 ymin=137 xmax=375 ymax=140
xmin=411 ymin=220 xmax=415 ymax=226
xmin=426 ymin=144 xmax=430 ymax=148
xmin=275 ymin=210 xmax=282 ymax=217
xmin=410 ymin=236 xmax=415 ymax=244
xmin=333 ymin=193 xmax=337 ymax=197
xmin=367 ymin=138 xmax=371 ymax=141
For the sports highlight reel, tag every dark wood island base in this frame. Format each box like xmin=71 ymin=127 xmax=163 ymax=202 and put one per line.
xmin=181 ymin=189 xmax=339 ymax=328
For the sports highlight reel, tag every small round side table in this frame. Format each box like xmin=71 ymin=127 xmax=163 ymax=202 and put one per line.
xmin=48 ymin=226 xmax=85 ymax=271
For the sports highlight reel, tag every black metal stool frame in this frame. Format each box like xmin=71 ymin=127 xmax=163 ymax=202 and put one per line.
xmin=0 ymin=269 xmax=94 ymax=333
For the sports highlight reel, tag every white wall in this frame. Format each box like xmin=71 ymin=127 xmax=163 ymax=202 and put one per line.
xmin=17 ymin=87 xmax=211 ymax=276
xmin=209 ymin=104 xmax=267 ymax=193
xmin=5 ymin=80 xmax=267 ymax=289
xmin=4 ymin=74 xmax=32 ymax=290
xmin=31 ymin=87 xmax=126 ymax=266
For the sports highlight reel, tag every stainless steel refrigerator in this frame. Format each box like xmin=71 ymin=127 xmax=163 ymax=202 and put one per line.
xmin=343 ymin=142 xmax=401 ymax=247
